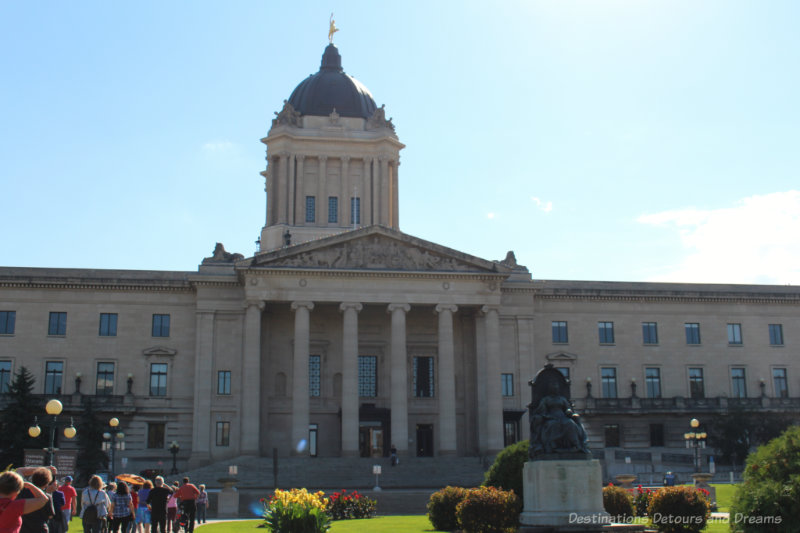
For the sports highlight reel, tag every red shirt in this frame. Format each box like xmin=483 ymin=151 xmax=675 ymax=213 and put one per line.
xmin=0 ymin=498 xmax=26 ymax=533
xmin=174 ymin=484 xmax=199 ymax=501
xmin=131 ymin=492 xmax=139 ymax=508
xmin=59 ymin=485 xmax=77 ymax=510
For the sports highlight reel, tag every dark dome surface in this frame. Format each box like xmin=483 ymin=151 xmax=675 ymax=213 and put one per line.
xmin=287 ymin=44 xmax=378 ymax=119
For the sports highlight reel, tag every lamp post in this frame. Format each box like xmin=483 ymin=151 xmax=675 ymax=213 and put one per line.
xmin=169 ymin=441 xmax=180 ymax=475
xmin=102 ymin=417 xmax=125 ymax=478
xmin=684 ymin=418 xmax=707 ymax=473
xmin=28 ymin=399 xmax=77 ymax=466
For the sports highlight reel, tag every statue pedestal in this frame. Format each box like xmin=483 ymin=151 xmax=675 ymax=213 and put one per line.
xmin=519 ymin=460 xmax=610 ymax=531
xmin=216 ymin=478 xmax=239 ymax=518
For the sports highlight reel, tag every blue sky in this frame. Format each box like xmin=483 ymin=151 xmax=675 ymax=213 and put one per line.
xmin=2 ymin=1 xmax=799 ymax=284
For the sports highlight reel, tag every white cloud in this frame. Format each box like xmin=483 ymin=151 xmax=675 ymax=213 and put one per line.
xmin=202 ymin=141 xmax=235 ymax=152
xmin=531 ymin=196 xmax=553 ymax=213
xmin=637 ymin=191 xmax=800 ymax=285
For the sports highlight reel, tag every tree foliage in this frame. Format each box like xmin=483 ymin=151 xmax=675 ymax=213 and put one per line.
xmin=707 ymin=408 xmax=793 ymax=466
xmin=482 ymin=439 xmax=528 ymax=499
xmin=75 ymin=399 xmax=109 ymax=485
xmin=0 ymin=366 xmax=46 ymax=468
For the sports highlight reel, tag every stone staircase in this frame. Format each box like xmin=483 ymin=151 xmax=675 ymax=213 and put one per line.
xmin=169 ymin=455 xmax=491 ymax=516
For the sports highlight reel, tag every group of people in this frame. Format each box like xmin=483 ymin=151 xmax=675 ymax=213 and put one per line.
xmin=0 ymin=468 xmax=208 ymax=533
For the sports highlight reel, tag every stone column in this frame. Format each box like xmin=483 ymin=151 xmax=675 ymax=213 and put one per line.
xmin=380 ymin=157 xmax=390 ymax=227
xmin=391 ymin=160 xmax=400 ymax=229
xmin=277 ymin=152 xmax=289 ymax=224
xmin=241 ymin=301 xmax=265 ymax=455
xmin=291 ymin=301 xmax=314 ymax=455
xmin=262 ymin=161 xmax=272 ymax=226
xmin=482 ymin=305 xmax=504 ymax=453
xmin=317 ymin=156 xmax=327 ymax=226
xmin=295 ymin=155 xmax=305 ymax=225
xmin=340 ymin=156 xmax=350 ymax=227
xmin=362 ymin=158 xmax=371 ymax=226
xmin=287 ymin=154 xmax=296 ymax=225
xmin=190 ymin=310 xmax=215 ymax=464
xmin=340 ymin=302 xmax=362 ymax=456
xmin=388 ymin=303 xmax=410 ymax=456
xmin=371 ymin=158 xmax=380 ymax=224
xmin=435 ymin=304 xmax=458 ymax=455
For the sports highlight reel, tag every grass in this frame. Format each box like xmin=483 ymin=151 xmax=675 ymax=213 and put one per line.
xmin=711 ymin=483 xmax=736 ymax=513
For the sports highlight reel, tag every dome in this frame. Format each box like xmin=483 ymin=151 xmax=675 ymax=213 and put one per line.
xmin=287 ymin=44 xmax=378 ymax=119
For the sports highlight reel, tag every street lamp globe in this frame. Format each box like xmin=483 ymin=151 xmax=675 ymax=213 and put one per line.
xmin=690 ymin=418 xmax=700 ymax=429
xmin=103 ymin=432 xmax=112 ymax=440
xmin=28 ymin=425 xmax=42 ymax=438
xmin=63 ymin=425 xmax=77 ymax=439
xmin=45 ymin=399 xmax=63 ymax=416
xmin=109 ymin=417 xmax=120 ymax=428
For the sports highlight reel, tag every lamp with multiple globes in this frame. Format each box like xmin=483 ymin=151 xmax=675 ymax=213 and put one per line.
xmin=27 ymin=399 xmax=77 ymax=466
xmin=102 ymin=417 xmax=125 ymax=479
xmin=683 ymin=418 xmax=707 ymax=473
xmin=169 ymin=441 xmax=180 ymax=475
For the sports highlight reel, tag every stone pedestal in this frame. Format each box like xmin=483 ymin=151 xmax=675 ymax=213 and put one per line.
xmin=216 ymin=478 xmax=240 ymax=518
xmin=519 ymin=460 xmax=610 ymax=531
xmin=691 ymin=473 xmax=716 ymax=509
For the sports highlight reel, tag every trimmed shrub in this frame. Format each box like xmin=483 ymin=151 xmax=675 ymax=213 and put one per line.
xmin=647 ymin=486 xmax=709 ymax=533
xmin=427 ymin=486 xmax=468 ymax=531
xmin=602 ymin=484 xmax=634 ymax=520
xmin=729 ymin=425 xmax=800 ymax=532
xmin=455 ymin=486 xmax=521 ymax=533
xmin=326 ymin=489 xmax=376 ymax=520
xmin=482 ymin=439 xmax=529 ymax=498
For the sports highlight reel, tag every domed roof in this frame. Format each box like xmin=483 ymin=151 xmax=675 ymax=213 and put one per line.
xmin=287 ymin=44 xmax=378 ymax=119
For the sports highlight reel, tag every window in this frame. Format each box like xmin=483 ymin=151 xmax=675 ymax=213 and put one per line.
xmin=689 ymin=368 xmax=705 ymax=399
xmin=99 ymin=313 xmax=118 ymax=336
xmin=216 ymin=421 xmax=230 ymax=446
xmin=45 ymin=361 xmax=63 ymax=395
xmin=305 ymin=196 xmax=316 ymax=223
xmin=0 ymin=361 xmax=11 ymax=393
xmin=598 ymin=322 xmax=615 ymax=344
xmin=413 ymin=356 xmax=435 ymax=398
xmin=152 ymin=314 xmax=170 ymax=337
xmin=309 ymin=355 xmax=321 ymax=397
xmin=96 ymin=362 xmax=114 ymax=395
xmin=552 ymin=321 xmax=568 ymax=343
xmin=649 ymin=424 xmax=665 ymax=447
xmin=601 ymin=367 xmax=617 ymax=398
xmin=147 ymin=423 xmax=165 ymax=449
xmin=727 ymin=323 xmax=743 ymax=345
xmin=48 ymin=312 xmax=67 ymax=336
xmin=150 ymin=363 xmax=168 ymax=396
xmin=556 ymin=367 xmax=570 ymax=381
xmin=769 ymin=324 xmax=784 ymax=346
xmin=731 ymin=368 xmax=747 ymax=398
xmin=642 ymin=322 xmax=658 ymax=344
xmin=328 ymin=196 xmax=338 ymax=223
xmin=685 ymin=323 xmax=701 ymax=344
xmin=350 ymin=197 xmax=360 ymax=225
xmin=604 ymin=424 xmax=620 ymax=447
xmin=217 ymin=371 xmax=231 ymax=395
xmin=501 ymin=373 xmax=514 ymax=396
xmin=358 ymin=356 xmax=377 ymax=397
xmin=0 ymin=311 xmax=15 ymax=335
xmin=645 ymin=368 xmax=661 ymax=398
xmin=773 ymin=368 xmax=788 ymax=398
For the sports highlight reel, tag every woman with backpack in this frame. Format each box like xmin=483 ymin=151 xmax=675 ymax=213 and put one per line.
xmin=80 ymin=477 xmax=110 ymax=533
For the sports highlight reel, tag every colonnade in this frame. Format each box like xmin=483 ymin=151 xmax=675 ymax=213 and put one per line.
xmin=265 ymin=153 xmax=399 ymax=229
xmin=238 ymin=299 xmax=505 ymax=457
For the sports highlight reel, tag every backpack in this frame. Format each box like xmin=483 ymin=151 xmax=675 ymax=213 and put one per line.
xmin=82 ymin=491 xmax=100 ymax=525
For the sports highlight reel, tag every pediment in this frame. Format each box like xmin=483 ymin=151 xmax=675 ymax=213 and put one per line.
xmin=143 ymin=346 xmax=178 ymax=357
xmin=545 ymin=351 xmax=578 ymax=362
xmin=247 ymin=226 xmax=507 ymax=274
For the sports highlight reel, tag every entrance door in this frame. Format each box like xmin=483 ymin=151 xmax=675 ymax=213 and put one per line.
xmin=359 ymin=421 xmax=385 ymax=457
xmin=416 ymin=424 xmax=434 ymax=457
xmin=369 ymin=428 xmax=384 ymax=457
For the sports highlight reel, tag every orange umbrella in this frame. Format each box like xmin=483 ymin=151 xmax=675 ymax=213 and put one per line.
xmin=116 ymin=473 xmax=146 ymax=485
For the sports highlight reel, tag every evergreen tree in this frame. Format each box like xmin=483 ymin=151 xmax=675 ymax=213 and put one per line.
xmin=75 ymin=398 xmax=109 ymax=485
xmin=0 ymin=366 xmax=46 ymax=468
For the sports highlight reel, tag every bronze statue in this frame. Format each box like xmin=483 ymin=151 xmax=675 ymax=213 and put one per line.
xmin=328 ymin=13 xmax=339 ymax=43
xmin=528 ymin=364 xmax=591 ymax=459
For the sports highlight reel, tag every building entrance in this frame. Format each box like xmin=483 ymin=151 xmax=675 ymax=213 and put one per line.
xmin=358 ymin=403 xmax=390 ymax=457
xmin=416 ymin=424 xmax=434 ymax=457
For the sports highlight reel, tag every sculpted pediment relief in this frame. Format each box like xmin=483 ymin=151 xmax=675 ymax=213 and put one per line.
xmin=253 ymin=230 xmax=501 ymax=273
xmin=143 ymin=346 xmax=178 ymax=357
xmin=545 ymin=352 xmax=578 ymax=362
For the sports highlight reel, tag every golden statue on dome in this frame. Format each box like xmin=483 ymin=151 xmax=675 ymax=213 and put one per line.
xmin=328 ymin=13 xmax=339 ymax=43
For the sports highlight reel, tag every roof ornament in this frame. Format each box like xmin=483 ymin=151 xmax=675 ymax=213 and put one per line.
xmin=272 ymin=100 xmax=302 ymax=128
xmin=366 ymin=104 xmax=395 ymax=132
xmin=328 ymin=13 xmax=339 ymax=43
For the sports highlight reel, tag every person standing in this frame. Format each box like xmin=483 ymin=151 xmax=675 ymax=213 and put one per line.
xmin=135 ymin=481 xmax=152 ymax=533
xmin=107 ymin=484 xmax=134 ymax=533
xmin=19 ymin=467 xmax=55 ymax=533
xmin=144 ymin=478 xmax=171 ymax=533
xmin=46 ymin=480 xmax=65 ymax=533
xmin=57 ymin=478 xmax=76 ymax=533
xmin=0 ymin=468 xmax=49 ymax=533
xmin=173 ymin=479 xmax=199 ymax=533
xmin=80 ymin=476 xmax=110 ymax=533
xmin=193 ymin=487 xmax=207 ymax=525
